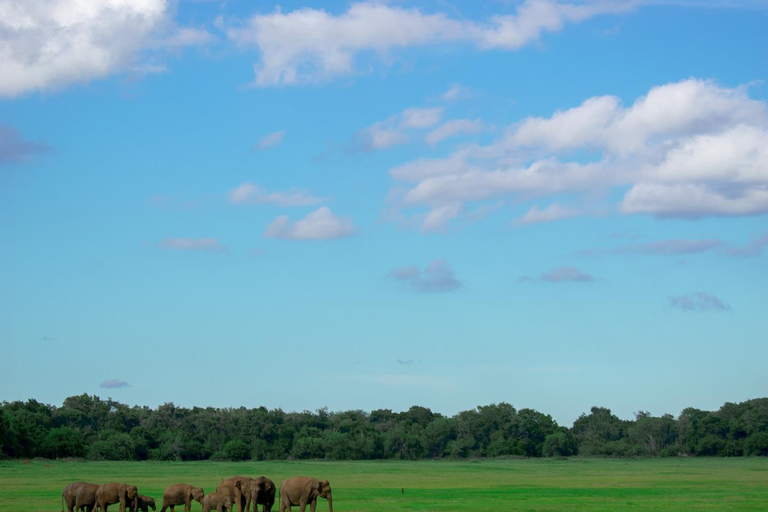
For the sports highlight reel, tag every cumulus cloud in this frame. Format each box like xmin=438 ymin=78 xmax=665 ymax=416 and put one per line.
xmin=520 ymin=266 xmax=596 ymax=283
xmin=264 ymin=207 xmax=355 ymax=240
xmin=158 ymin=238 xmax=227 ymax=252
xmin=1 ymin=1 xmax=220 ymax=97
xmin=252 ymin=130 xmax=285 ymax=150
xmin=0 ymin=125 xmax=51 ymax=165
xmin=387 ymin=78 xmax=768 ymax=230
xmin=227 ymin=1 xmax=629 ymax=86
xmin=387 ymin=259 xmax=462 ymax=293
xmin=100 ymin=379 xmax=129 ymax=389
xmin=668 ymin=292 xmax=730 ymax=312
xmin=0 ymin=0 xmax=217 ymax=97
xmin=228 ymin=182 xmax=325 ymax=207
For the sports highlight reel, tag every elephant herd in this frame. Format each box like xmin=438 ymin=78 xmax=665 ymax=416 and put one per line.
xmin=61 ymin=476 xmax=333 ymax=512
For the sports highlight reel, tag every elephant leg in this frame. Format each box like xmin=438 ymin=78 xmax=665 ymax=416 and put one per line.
xmin=185 ymin=498 xmax=191 ymax=512
xmin=309 ymin=499 xmax=316 ymax=512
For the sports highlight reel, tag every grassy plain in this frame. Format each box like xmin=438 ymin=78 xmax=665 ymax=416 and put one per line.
xmin=1 ymin=458 xmax=767 ymax=512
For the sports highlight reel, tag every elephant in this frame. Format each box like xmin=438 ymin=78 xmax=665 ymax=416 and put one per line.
xmin=128 ymin=495 xmax=156 ymax=512
xmin=73 ymin=483 xmax=101 ymax=512
xmin=95 ymin=482 xmax=140 ymax=512
xmin=201 ymin=492 xmax=235 ymax=512
xmin=244 ymin=477 xmax=276 ymax=512
xmin=161 ymin=484 xmax=205 ymax=512
xmin=216 ymin=477 xmax=248 ymax=512
xmin=278 ymin=477 xmax=333 ymax=512
xmin=62 ymin=482 xmax=92 ymax=512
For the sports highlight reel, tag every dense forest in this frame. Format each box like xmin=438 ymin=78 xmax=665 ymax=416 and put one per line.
xmin=1 ymin=396 xmax=767 ymax=460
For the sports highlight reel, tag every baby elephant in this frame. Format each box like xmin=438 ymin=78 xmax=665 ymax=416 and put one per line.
xmin=129 ymin=495 xmax=157 ymax=512
xmin=202 ymin=492 xmax=235 ymax=512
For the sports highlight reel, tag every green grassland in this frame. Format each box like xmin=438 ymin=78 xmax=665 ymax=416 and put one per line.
xmin=2 ymin=458 xmax=767 ymax=512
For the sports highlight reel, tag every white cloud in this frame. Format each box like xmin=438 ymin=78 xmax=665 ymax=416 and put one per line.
xmin=264 ymin=207 xmax=355 ymax=240
xmin=158 ymin=238 xmax=227 ymax=252
xmin=228 ymin=182 xmax=325 ymax=207
xmin=0 ymin=0 xmax=216 ymax=97
xmin=252 ymin=130 xmax=285 ymax=150
xmin=388 ymin=78 xmax=768 ymax=230
xmin=422 ymin=203 xmax=464 ymax=232
xmin=163 ymin=26 xmax=216 ymax=48
xmin=668 ymin=292 xmax=730 ymax=312
xmin=227 ymin=1 xmax=630 ymax=86
xmin=400 ymin=108 xmax=443 ymax=129
xmin=517 ymin=203 xmax=584 ymax=225
xmin=621 ymin=182 xmax=768 ymax=218
xmin=518 ymin=266 xmax=597 ymax=283
xmin=353 ymin=106 xmax=443 ymax=151
xmin=425 ymin=119 xmax=483 ymax=146
xmin=441 ymin=83 xmax=470 ymax=102
xmin=387 ymin=259 xmax=462 ymax=293
xmin=356 ymin=124 xmax=410 ymax=151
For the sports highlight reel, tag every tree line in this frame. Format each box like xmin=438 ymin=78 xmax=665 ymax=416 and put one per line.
xmin=1 ymin=395 xmax=767 ymax=461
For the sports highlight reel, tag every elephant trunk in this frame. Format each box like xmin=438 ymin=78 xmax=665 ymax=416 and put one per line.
xmin=326 ymin=494 xmax=333 ymax=512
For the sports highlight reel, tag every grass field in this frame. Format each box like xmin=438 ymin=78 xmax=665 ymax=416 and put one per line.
xmin=1 ymin=458 xmax=767 ymax=512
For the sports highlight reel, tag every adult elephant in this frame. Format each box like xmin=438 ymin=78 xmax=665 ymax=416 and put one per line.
xmin=95 ymin=482 xmax=140 ymax=512
xmin=201 ymin=492 xmax=234 ymax=512
xmin=73 ymin=483 xmax=101 ymax=512
xmin=244 ymin=477 xmax=276 ymax=512
xmin=161 ymin=484 xmax=205 ymax=512
xmin=62 ymin=482 xmax=92 ymax=512
xmin=278 ymin=477 xmax=332 ymax=512
xmin=216 ymin=477 xmax=248 ymax=512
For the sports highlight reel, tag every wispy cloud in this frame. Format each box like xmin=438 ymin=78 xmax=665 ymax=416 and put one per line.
xmin=157 ymin=238 xmax=227 ymax=252
xmin=353 ymin=107 xmax=443 ymax=151
xmin=265 ymin=207 xmax=355 ymax=240
xmin=517 ymin=203 xmax=591 ymax=225
xmin=425 ymin=119 xmax=483 ymax=146
xmin=227 ymin=1 xmax=630 ymax=86
xmin=0 ymin=126 xmax=52 ymax=165
xmin=520 ymin=266 xmax=597 ymax=283
xmin=441 ymin=83 xmax=470 ymax=102
xmin=100 ymin=379 xmax=130 ymax=389
xmin=727 ymin=233 xmax=768 ymax=257
xmin=387 ymin=259 xmax=462 ymax=293
xmin=163 ymin=26 xmax=216 ymax=48
xmin=252 ymin=130 xmax=285 ymax=151
xmin=228 ymin=182 xmax=325 ymax=207
xmin=577 ymin=238 xmax=725 ymax=257
xmin=668 ymin=292 xmax=730 ymax=312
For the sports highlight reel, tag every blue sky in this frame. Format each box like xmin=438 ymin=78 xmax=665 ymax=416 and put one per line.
xmin=1 ymin=0 xmax=767 ymax=426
